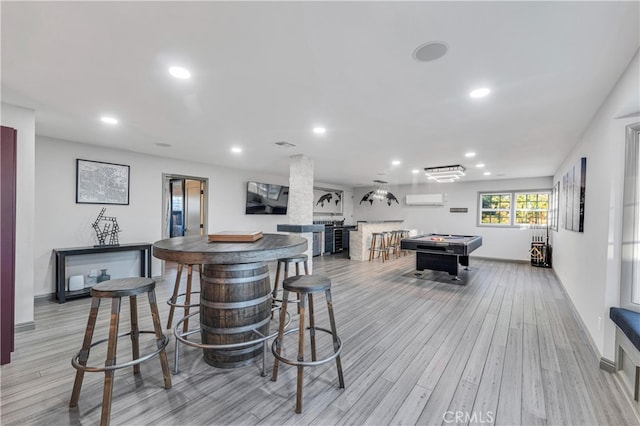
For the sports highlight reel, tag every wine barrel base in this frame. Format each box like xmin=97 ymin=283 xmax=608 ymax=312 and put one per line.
xmin=200 ymin=262 xmax=272 ymax=368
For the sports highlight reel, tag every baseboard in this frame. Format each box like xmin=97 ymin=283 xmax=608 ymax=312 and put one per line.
xmin=600 ymin=356 xmax=617 ymax=373
xmin=15 ymin=321 xmax=35 ymax=333
xmin=471 ymin=256 xmax=530 ymax=264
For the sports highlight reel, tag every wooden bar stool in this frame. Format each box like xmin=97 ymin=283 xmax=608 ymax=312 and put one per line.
xmin=69 ymin=277 xmax=171 ymax=426
xmin=386 ymin=231 xmax=401 ymax=259
xmin=272 ymin=255 xmax=309 ymax=310
xmin=368 ymin=232 xmax=388 ymax=262
xmin=271 ymin=275 xmax=344 ymax=413
xmin=398 ymin=230 xmax=411 ymax=256
xmin=166 ymin=263 xmax=201 ymax=333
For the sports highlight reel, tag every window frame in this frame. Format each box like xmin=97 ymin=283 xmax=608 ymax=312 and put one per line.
xmin=621 ymin=122 xmax=640 ymax=312
xmin=477 ymin=189 xmax=552 ymax=228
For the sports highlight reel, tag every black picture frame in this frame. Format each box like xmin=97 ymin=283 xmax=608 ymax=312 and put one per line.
xmin=76 ymin=159 xmax=130 ymax=205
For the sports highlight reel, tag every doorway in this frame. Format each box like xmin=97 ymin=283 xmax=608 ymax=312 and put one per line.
xmin=162 ymin=174 xmax=208 ymax=240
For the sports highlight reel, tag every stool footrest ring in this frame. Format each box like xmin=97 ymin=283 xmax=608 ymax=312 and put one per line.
xmin=167 ymin=291 xmax=200 ymax=309
xmin=71 ymin=331 xmax=169 ymax=373
xmin=174 ymin=310 xmax=292 ymax=349
xmin=271 ymin=327 xmax=343 ymax=367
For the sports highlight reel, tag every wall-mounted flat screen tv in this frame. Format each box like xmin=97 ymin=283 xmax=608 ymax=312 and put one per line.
xmin=245 ymin=181 xmax=289 ymax=215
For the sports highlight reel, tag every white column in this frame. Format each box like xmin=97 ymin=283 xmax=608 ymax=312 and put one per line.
xmin=288 ymin=154 xmax=314 ymax=272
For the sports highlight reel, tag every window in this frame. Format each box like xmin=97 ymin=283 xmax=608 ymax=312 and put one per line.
xmin=480 ymin=193 xmax=511 ymax=225
xmin=479 ymin=190 xmax=550 ymax=227
xmin=621 ymin=122 xmax=640 ymax=311
xmin=515 ymin=192 xmax=549 ymax=225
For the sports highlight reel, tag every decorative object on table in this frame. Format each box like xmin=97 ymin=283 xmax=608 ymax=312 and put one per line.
xmin=208 ymin=231 xmax=263 ymax=243
xmin=86 ymin=269 xmax=99 ymax=286
xmin=96 ymin=269 xmax=111 ymax=283
xmin=561 ymin=157 xmax=586 ymax=232
xmin=68 ymin=275 xmax=84 ymax=291
xmin=92 ymin=207 xmax=121 ymax=246
xmin=76 ymin=158 xmax=130 ymax=205
xmin=359 ymin=180 xmax=399 ymax=206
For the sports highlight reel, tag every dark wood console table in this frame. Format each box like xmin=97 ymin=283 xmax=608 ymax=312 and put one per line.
xmin=54 ymin=243 xmax=152 ymax=303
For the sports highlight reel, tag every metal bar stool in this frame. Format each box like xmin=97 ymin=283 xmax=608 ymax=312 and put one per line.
xmin=368 ymin=232 xmax=388 ymax=262
xmin=69 ymin=277 xmax=171 ymax=426
xmin=271 ymin=274 xmax=345 ymax=413
xmin=166 ymin=263 xmax=201 ymax=332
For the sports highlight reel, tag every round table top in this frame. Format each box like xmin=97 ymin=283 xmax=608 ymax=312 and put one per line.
xmin=153 ymin=234 xmax=308 ymax=265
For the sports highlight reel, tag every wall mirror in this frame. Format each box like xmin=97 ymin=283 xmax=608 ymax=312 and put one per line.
xmin=313 ymin=187 xmax=344 ymax=215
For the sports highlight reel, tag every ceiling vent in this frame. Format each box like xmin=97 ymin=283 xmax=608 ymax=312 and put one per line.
xmin=275 ymin=141 xmax=296 ymax=147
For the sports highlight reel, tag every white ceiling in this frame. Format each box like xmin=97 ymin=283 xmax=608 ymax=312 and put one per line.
xmin=2 ymin=1 xmax=639 ymax=187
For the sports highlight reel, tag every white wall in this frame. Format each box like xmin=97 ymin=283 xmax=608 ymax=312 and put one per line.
xmin=1 ymin=103 xmax=35 ymax=327
xmin=34 ymin=136 xmax=354 ymax=297
xmin=353 ymin=176 xmax=553 ymax=261
xmin=552 ymin=49 xmax=639 ymax=360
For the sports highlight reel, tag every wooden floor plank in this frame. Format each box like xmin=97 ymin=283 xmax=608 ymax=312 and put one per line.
xmin=1 ymin=255 xmax=636 ymax=426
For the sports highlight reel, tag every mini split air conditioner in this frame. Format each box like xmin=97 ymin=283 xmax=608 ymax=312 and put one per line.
xmin=405 ymin=193 xmax=446 ymax=206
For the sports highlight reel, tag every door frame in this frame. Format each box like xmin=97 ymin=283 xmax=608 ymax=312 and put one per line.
xmin=161 ymin=174 xmax=209 ymax=273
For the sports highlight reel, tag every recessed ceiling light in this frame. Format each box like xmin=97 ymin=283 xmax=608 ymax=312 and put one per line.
xmin=469 ymin=88 xmax=491 ymax=98
xmin=231 ymin=147 xmax=242 ymax=153
xmin=155 ymin=142 xmax=171 ymax=148
xmin=313 ymin=127 xmax=326 ymax=134
xmin=484 ymin=171 xmax=492 ymax=176
xmin=476 ymin=163 xmax=485 ymax=168
xmin=413 ymin=41 xmax=448 ymax=62
xmin=392 ymin=160 xmax=401 ymax=166
xmin=411 ymin=169 xmax=420 ymax=174
xmin=169 ymin=66 xmax=191 ymax=79
xmin=465 ymin=152 xmax=476 ymax=158
xmin=100 ymin=116 xmax=118 ymax=125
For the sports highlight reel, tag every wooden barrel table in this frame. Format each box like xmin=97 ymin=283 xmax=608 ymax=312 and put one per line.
xmin=153 ymin=234 xmax=307 ymax=368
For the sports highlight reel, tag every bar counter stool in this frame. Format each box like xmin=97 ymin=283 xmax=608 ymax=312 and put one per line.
xmin=271 ymin=274 xmax=345 ymax=413
xmin=272 ymin=255 xmax=309 ymax=311
xmin=69 ymin=277 xmax=172 ymax=426
xmin=368 ymin=232 xmax=388 ymax=262
xmin=166 ymin=263 xmax=201 ymax=333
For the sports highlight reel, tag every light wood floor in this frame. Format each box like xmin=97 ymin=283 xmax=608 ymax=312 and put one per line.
xmin=1 ymin=254 xmax=637 ymax=425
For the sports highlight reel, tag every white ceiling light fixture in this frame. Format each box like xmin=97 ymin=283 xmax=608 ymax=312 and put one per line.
xmin=313 ymin=127 xmax=326 ymax=134
xmin=476 ymin=163 xmax=485 ymax=168
xmin=231 ymin=147 xmax=242 ymax=153
xmin=469 ymin=87 xmax=491 ymax=98
xmin=484 ymin=171 xmax=492 ymax=176
xmin=411 ymin=169 xmax=420 ymax=174
xmin=373 ymin=179 xmax=389 ymax=200
xmin=424 ymin=165 xmax=466 ymax=183
xmin=169 ymin=66 xmax=191 ymax=79
xmin=392 ymin=160 xmax=401 ymax=166
xmin=465 ymin=152 xmax=476 ymax=158
xmin=100 ymin=116 xmax=118 ymax=125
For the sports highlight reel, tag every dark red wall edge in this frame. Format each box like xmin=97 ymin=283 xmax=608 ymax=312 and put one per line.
xmin=1 ymin=126 xmax=17 ymax=365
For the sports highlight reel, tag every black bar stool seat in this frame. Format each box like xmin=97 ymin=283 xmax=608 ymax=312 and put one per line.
xmin=271 ymin=274 xmax=345 ymax=413
xmin=69 ymin=277 xmax=172 ymax=426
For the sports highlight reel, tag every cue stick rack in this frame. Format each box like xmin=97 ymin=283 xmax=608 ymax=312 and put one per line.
xmin=529 ymin=224 xmax=552 ymax=268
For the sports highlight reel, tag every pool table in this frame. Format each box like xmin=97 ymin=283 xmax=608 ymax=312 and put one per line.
xmin=400 ymin=233 xmax=482 ymax=280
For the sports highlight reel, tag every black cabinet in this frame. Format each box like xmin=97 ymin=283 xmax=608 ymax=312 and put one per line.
xmin=324 ymin=229 xmax=334 ymax=254
xmin=54 ymin=243 xmax=152 ymax=303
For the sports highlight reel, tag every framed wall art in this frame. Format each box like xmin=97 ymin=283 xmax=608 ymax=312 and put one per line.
xmin=76 ymin=159 xmax=130 ymax=205
xmin=562 ymin=157 xmax=586 ymax=232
